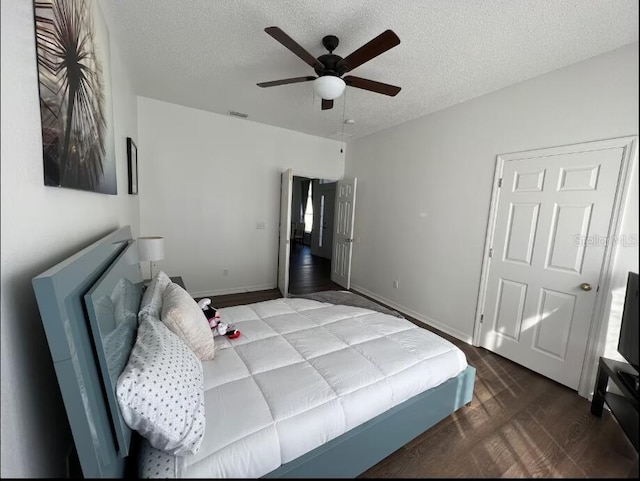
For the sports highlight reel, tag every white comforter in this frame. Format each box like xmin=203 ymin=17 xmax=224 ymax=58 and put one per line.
xmin=138 ymin=298 xmax=467 ymax=478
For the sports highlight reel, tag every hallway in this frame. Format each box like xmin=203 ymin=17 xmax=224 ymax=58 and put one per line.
xmin=289 ymin=242 xmax=342 ymax=295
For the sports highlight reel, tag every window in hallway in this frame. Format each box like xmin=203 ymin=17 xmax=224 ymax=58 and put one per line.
xmin=304 ymin=183 xmax=313 ymax=233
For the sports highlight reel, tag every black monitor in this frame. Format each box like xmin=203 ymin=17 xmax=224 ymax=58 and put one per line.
xmin=616 ymin=271 xmax=639 ymax=396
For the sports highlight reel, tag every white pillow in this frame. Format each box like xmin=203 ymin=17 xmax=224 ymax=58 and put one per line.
xmin=138 ymin=271 xmax=172 ymax=323
xmin=117 ymin=317 xmax=205 ymax=456
xmin=161 ymin=283 xmax=215 ymax=361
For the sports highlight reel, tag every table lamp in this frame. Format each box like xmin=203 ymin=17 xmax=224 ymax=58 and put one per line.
xmin=137 ymin=236 xmax=165 ymax=280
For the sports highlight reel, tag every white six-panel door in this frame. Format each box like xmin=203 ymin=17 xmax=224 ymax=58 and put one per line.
xmin=478 ymin=142 xmax=629 ymax=390
xmin=331 ymin=178 xmax=357 ymax=289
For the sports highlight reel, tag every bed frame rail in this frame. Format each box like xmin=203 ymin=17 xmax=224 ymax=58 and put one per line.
xmin=265 ymin=365 xmax=475 ymax=478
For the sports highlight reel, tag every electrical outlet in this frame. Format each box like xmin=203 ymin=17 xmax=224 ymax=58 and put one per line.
xmin=223 ymin=268 xmax=229 ymax=276
xmin=393 ymin=280 xmax=399 ymax=289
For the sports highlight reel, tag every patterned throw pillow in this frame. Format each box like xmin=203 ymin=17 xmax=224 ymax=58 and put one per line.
xmin=161 ymin=283 xmax=216 ymax=361
xmin=138 ymin=438 xmax=177 ymax=477
xmin=116 ymin=317 xmax=205 ymax=456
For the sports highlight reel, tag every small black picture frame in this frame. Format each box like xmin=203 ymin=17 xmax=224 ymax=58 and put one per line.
xmin=127 ymin=137 xmax=138 ymax=195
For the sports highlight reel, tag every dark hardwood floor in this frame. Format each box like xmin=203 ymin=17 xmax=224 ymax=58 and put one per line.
xmin=205 ymin=285 xmax=639 ymax=478
xmin=194 ymin=243 xmax=339 ymax=308
xmin=360 ymin=321 xmax=640 ymax=478
xmin=288 ymin=242 xmax=342 ymax=295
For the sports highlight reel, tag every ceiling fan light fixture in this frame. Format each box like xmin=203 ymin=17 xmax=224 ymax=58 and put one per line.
xmin=313 ymin=76 xmax=346 ymax=100
xmin=258 ymin=28 xmax=401 ymax=110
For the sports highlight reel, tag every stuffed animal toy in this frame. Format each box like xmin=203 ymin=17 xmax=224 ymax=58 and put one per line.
xmin=197 ymin=298 xmax=219 ymax=324
xmin=210 ymin=319 xmax=241 ymax=339
xmin=197 ymin=298 xmax=240 ymax=339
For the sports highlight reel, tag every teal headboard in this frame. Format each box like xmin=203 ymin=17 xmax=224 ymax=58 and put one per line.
xmin=32 ymin=226 xmax=141 ymax=477
xmin=84 ymin=240 xmax=143 ymax=458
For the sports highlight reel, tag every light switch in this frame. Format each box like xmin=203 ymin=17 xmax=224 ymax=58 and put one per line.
xmin=256 ymin=222 xmax=266 ymax=230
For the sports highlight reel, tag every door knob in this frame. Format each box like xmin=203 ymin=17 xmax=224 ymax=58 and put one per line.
xmin=345 ymin=238 xmax=353 ymax=243
xmin=580 ymin=283 xmax=592 ymax=291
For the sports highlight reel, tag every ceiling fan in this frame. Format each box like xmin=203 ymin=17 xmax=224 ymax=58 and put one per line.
xmin=257 ymin=27 xmax=401 ymax=110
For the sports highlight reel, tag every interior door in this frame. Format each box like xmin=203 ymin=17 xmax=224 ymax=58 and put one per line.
xmin=479 ymin=146 xmax=625 ymax=390
xmin=331 ymin=178 xmax=357 ymax=288
xmin=278 ymin=168 xmax=293 ymax=297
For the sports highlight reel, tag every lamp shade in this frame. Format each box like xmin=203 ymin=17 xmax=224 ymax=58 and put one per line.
xmin=313 ymin=76 xmax=346 ymax=100
xmin=137 ymin=236 xmax=165 ymax=262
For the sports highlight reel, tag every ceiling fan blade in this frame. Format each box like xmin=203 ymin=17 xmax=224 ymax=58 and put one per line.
xmin=344 ymin=75 xmax=401 ymax=96
xmin=321 ymin=99 xmax=334 ymax=110
xmin=265 ymin=27 xmax=325 ymax=72
xmin=257 ymin=76 xmax=316 ymax=88
xmin=340 ymin=30 xmax=400 ymax=73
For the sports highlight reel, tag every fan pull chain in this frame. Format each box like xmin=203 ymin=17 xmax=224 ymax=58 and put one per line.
xmin=340 ymin=90 xmax=347 ymax=153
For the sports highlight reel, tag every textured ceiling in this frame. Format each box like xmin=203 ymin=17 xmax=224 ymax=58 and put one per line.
xmin=102 ymin=0 xmax=639 ymax=141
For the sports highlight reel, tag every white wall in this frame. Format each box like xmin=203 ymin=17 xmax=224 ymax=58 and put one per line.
xmin=0 ymin=0 xmax=140 ymax=476
xmin=345 ymin=43 xmax=639 ymax=384
xmin=137 ymin=98 xmax=344 ymax=297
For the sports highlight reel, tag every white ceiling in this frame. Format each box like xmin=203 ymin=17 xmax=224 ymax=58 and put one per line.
xmin=103 ymin=0 xmax=639 ymax=141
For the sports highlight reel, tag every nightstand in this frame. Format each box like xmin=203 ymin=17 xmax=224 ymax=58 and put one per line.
xmin=143 ymin=276 xmax=186 ymax=291
xmin=170 ymin=276 xmax=186 ymax=290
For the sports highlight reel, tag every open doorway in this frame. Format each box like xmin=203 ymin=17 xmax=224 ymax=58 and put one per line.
xmin=289 ymin=176 xmax=342 ymax=295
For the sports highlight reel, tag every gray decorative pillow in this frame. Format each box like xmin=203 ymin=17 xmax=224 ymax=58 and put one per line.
xmin=117 ymin=317 xmax=205 ymax=456
xmin=139 ymin=271 xmax=172 ymax=323
xmin=161 ymin=283 xmax=215 ymax=361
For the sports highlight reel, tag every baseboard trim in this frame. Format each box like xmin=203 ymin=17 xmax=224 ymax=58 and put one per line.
xmin=190 ymin=284 xmax=276 ymax=298
xmin=350 ymin=284 xmax=472 ymax=344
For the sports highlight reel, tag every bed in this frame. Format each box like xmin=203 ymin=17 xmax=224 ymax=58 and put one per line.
xmin=32 ymin=226 xmax=475 ymax=478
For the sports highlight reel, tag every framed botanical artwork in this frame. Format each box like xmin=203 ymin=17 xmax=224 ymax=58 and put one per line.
xmin=127 ymin=137 xmax=138 ymax=195
xmin=34 ymin=0 xmax=117 ymax=194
